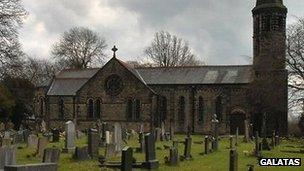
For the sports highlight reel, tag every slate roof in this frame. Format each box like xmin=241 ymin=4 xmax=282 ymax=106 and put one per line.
xmin=136 ymin=65 xmax=252 ymax=85
xmin=47 ymin=68 xmax=99 ymax=96
xmin=47 ymin=58 xmax=253 ymax=96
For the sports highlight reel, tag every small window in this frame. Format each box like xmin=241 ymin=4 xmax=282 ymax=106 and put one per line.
xmin=134 ymin=99 xmax=141 ymax=120
xmin=215 ymin=96 xmax=223 ymax=121
xmin=87 ymin=99 xmax=94 ymax=118
xmin=59 ymin=99 xmax=64 ymax=119
xmin=198 ymin=96 xmax=204 ymax=122
xmin=178 ymin=96 xmax=185 ymax=122
xmin=94 ymin=99 xmax=101 ymax=118
xmin=126 ymin=99 xmax=133 ymax=120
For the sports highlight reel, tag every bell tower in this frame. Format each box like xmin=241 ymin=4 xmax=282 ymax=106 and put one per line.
xmin=252 ymin=0 xmax=288 ymax=135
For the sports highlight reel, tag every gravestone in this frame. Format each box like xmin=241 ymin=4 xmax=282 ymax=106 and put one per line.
xmin=169 ymin=123 xmax=174 ymax=140
xmin=113 ymin=123 xmax=122 ymax=153
xmin=4 ymin=163 xmax=57 ymax=171
xmin=230 ymin=136 xmax=234 ymax=149
xmin=229 ymin=149 xmax=238 ymax=171
xmin=37 ymin=137 xmax=48 ymax=157
xmin=275 ymin=135 xmax=280 ymax=146
xmin=105 ymin=143 xmax=116 ymax=158
xmin=167 ymin=141 xmax=178 ymax=165
xmin=121 ymin=146 xmax=133 ymax=171
xmin=235 ymin=127 xmax=239 ymax=146
xmin=204 ymin=136 xmax=209 ymax=154
xmin=138 ymin=132 xmax=145 ymax=153
xmin=23 ymin=129 xmax=30 ymax=143
xmin=88 ymin=128 xmax=99 ymax=158
xmin=76 ymin=130 xmax=85 ymax=139
xmin=100 ymin=122 xmax=108 ymax=145
xmin=142 ymin=133 xmax=159 ymax=169
xmin=41 ymin=120 xmax=47 ymax=133
xmin=0 ymin=146 xmax=16 ymax=170
xmin=254 ymin=131 xmax=260 ymax=157
xmin=105 ymin=131 xmax=110 ymax=144
xmin=51 ymin=129 xmax=60 ymax=142
xmin=154 ymin=128 xmax=161 ymax=142
xmin=211 ymin=114 xmax=219 ymax=151
xmin=243 ymin=120 xmax=250 ymax=143
xmin=4 ymin=131 xmax=10 ymax=139
xmin=1 ymin=138 xmax=11 ymax=146
xmin=42 ymin=148 xmax=60 ymax=163
xmin=183 ymin=137 xmax=192 ymax=160
xmin=160 ymin=122 xmax=165 ymax=141
xmin=27 ymin=134 xmax=38 ymax=149
xmin=63 ymin=121 xmax=75 ymax=152
xmin=13 ymin=132 xmax=24 ymax=144
xmin=271 ymin=131 xmax=276 ymax=148
xmin=74 ymin=146 xmax=89 ymax=161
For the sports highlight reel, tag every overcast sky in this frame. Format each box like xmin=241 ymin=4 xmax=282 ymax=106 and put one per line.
xmin=19 ymin=0 xmax=304 ymax=65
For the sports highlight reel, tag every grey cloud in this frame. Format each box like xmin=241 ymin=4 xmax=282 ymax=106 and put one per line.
xmin=19 ymin=0 xmax=304 ymax=65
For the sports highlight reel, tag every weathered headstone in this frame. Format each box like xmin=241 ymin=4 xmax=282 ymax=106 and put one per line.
xmin=105 ymin=131 xmax=110 ymax=144
xmin=243 ymin=120 xmax=250 ymax=143
xmin=42 ymin=148 xmax=60 ymax=163
xmin=27 ymin=134 xmax=38 ymax=149
xmin=13 ymin=132 xmax=24 ymax=144
xmin=113 ymin=123 xmax=122 ymax=153
xmin=169 ymin=123 xmax=174 ymax=140
xmin=229 ymin=149 xmax=238 ymax=171
xmin=204 ymin=136 xmax=209 ymax=154
xmin=230 ymin=136 xmax=234 ymax=149
xmin=23 ymin=129 xmax=30 ymax=143
xmin=105 ymin=143 xmax=116 ymax=158
xmin=254 ymin=131 xmax=260 ymax=157
xmin=1 ymin=139 xmax=11 ymax=147
xmin=0 ymin=146 xmax=16 ymax=170
xmin=235 ymin=127 xmax=239 ymax=146
xmin=41 ymin=120 xmax=47 ymax=133
xmin=167 ymin=141 xmax=178 ymax=165
xmin=142 ymin=133 xmax=159 ymax=169
xmin=275 ymin=135 xmax=280 ymax=146
xmin=160 ymin=122 xmax=165 ymax=141
xmin=121 ymin=146 xmax=133 ymax=171
xmin=88 ymin=128 xmax=99 ymax=158
xmin=63 ymin=121 xmax=75 ymax=152
xmin=211 ymin=114 xmax=219 ymax=151
xmin=138 ymin=132 xmax=145 ymax=153
xmin=37 ymin=137 xmax=48 ymax=157
xmin=183 ymin=137 xmax=192 ymax=160
xmin=74 ymin=146 xmax=89 ymax=161
xmin=4 ymin=163 xmax=57 ymax=171
xmin=51 ymin=129 xmax=60 ymax=142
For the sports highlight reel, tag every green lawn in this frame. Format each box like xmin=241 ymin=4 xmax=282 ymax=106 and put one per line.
xmin=15 ymin=135 xmax=304 ymax=171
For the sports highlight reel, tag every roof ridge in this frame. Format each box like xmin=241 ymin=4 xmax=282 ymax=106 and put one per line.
xmin=135 ymin=64 xmax=252 ymax=69
xmin=61 ymin=67 xmax=100 ymax=72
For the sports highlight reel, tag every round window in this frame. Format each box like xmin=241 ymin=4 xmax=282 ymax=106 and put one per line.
xmin=105 ymin=74 xmax=123 ymax=96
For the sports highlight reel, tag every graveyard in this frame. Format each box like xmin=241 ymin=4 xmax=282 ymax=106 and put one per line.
xmin=0 ymin=122 xmax=304 ymax=171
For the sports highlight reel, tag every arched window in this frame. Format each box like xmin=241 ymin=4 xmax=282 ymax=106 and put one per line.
xmin=94 ymin=99 xmax=101 ymax=118
xmin=198 ymin=96 xmax=204 ymax=122
xmin=126 ymin=99 xmax=133 ymax=120
xmin=134 ymin=99 xmax=141 ymax=120
xmin=39 ymin=97 xmax=44 ymax=117
xmin=215 ymin=96 xmax=223 ymax=121
xmin=160 ymin=97 xmax=167 ymax=121
xmin=59 ymin=99 xmax=64 ymax=119
xmin=178 ymin=96 xmax=185 ymax=122
xmin=87 ymin=99 xmax=94 ymax=118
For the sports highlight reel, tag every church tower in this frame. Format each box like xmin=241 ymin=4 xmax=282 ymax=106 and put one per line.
xmin=252 ymin=0 xmax=288 ymax=135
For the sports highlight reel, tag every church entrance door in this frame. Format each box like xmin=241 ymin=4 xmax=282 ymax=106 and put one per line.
xmin=229 ymin=112 xmax=245 ymax=135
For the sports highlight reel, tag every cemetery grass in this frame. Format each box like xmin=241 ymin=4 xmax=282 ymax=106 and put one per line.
xmin=15 ymin=135 xmax=304 ymax=171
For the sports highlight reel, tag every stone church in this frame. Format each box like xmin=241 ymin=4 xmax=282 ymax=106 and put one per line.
xmin=34 ymin=0 xmax=288 ymax=135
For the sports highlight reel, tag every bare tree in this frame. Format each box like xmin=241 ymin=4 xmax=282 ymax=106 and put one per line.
xmin=52 ymin=27 xmax=107 ymax=69
xmin=144 ymin=31 xmax=201 ymax=67
xmin=286 ymin=18 xmax=304 ymax=110
xmin=0 ymin=0 xmax=27 ymax=78
xmin=23 ymin=57 xmax=60 ymax=87
xmin=286 ymin=18 xmax=304 ymax=133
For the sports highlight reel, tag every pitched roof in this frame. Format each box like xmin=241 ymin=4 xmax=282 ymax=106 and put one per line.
xmin=47 ymin=68 xmax=99 ymax=96
xmin=47 ymin=58 xmax=253 ymax=96
xmin=136 ymin=65 xmax=252 ymax=85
